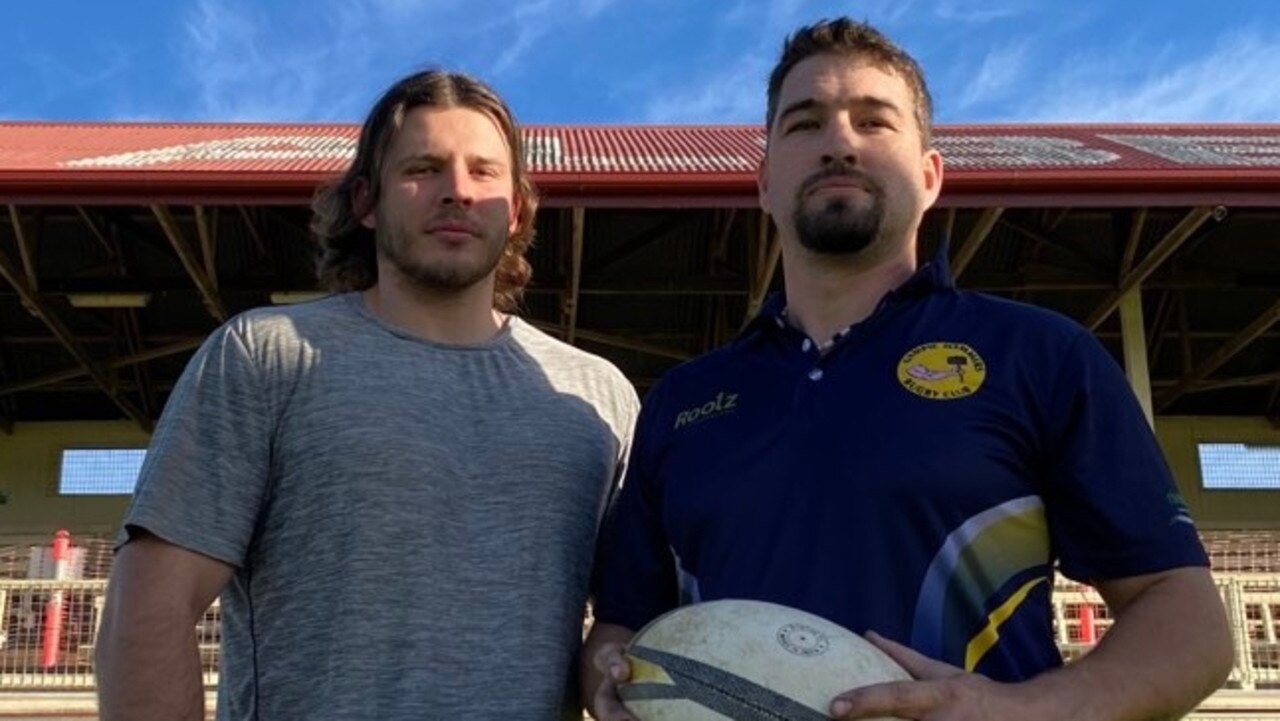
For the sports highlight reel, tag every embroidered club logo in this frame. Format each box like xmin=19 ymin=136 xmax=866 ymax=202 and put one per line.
xmin=897 ymin=342 xmax=987 ymax=400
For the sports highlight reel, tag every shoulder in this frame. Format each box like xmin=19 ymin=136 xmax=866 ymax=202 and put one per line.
xmin=950 ymin=290 xmax=1085 ymax=340
xmin=218 ymin=294 xmax=357 ymax=357
xmin=635 ymin=341 xmax=748 ymax=420
xmin=509 ymin=319 xmax=640 ymax=412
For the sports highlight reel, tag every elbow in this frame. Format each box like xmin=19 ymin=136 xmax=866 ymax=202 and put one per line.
xmin=1207 ymin=619 xmax=1235 ymax=691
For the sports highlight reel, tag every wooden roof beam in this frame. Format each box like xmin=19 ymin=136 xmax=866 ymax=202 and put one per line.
xmin=195 ymin=206 xmax=219 ymax=290
xmin=73 ymin=206 xmax=118 ymax=260
xmin=951 ymin=207 xmax=1003 ymax=279
xmin=1085 ymin=206 xmax=1215 ymax=330
xmin=564 ymin=207 xmax=585 ymax=344
xmin=529 ymin=322 xmax=691 ymax=361
xmin=0 ymin=243 xmax=151 ymax=430
xmin=1119 ymin=208 xmax=1148 ymax=275
xmin=1157 ymin=294 xmax=1280 ymax=411
xmin=743 ymin=212 xmax=780 ymax=327
xmin=151 ymin=204 xmax=227 ymax=322
xmin=0 ymin=339 xmax=203 ymax=396
xmin=236 ymin=205 xmax=270 ymax=261
xmin=6 ymin=205 xmax=39 ymax=290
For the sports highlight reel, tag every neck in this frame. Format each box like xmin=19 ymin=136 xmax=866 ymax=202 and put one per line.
xmin=779 ymin=236 xmax=917 ymax=343
xmin=362 ymin=263 xmax=503 ymax=345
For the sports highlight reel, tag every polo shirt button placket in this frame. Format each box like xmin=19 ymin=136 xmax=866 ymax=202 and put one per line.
xmin=807 ymin=367 xmax=824 ymax=382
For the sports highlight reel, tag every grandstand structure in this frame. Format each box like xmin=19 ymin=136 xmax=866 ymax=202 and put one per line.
xmin=0 ymin=121 xmax=1277 ymax=717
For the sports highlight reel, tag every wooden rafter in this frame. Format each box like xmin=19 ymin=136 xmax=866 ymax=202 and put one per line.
xmin=151 ymin=204 xmax=227 ymax=322
xmin=744 ymin=213 xmax=780 ymax=326
xmin=1045 ymin=208 xmax=1072 ymax=231
xmin=102 ymin=221 xmax=158 ymax=420
xmin=588 ymin=213 xmax=692 ymax=273
xmin=705 ymin=209 xmax=737 ymax=349
xmin=1145 ymin=290 xmax=1175 ymax=366
xmin=74 ymin=206 xmax=117 ymax=260
xmin=951 ymin=207 xmax=1003 ymax=278
xmin=6 ymin=205 xmax=39 ymax=290
xmin=1120 ymin=208 xmax=1148 ymax=276
xmin=0 ymin=339 xmax=203 ymax=396
xmin=1001 ymin=217 xmax=1106 ymax=273
xmin=1085 ymin=207 xmax=1214 ymax=330
xmin=1177 ymin=292 xmax=1194 ymax=375
xmin=564 ymin=207 xmax=585 ymax=344
xmin=0 ymin=243 xmax=150 ymax=429
xmin=1118 ymin=288 xmax=1154 ymax=425
xmin=195 ymin=206 xmax=219 ymax=290
xmin=530 ymin=322 xmax=691 ymax=361
xmin=1157 ymin=295 xmax=1280 ymax=411
xmin=1174 ymin=370 xmax=1280 ymax=394
xmin=237 ymin=205 xmax=270 ymax=260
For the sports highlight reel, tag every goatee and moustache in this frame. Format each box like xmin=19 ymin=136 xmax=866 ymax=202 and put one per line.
xmin=793 ymin=162 xmax=885 ymax=256
xmin=377 ymin=207 xmax=508 ymax=292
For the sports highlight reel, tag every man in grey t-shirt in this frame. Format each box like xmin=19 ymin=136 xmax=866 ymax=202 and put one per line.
xmin=96 ymin=70 xmax=638 ymax=721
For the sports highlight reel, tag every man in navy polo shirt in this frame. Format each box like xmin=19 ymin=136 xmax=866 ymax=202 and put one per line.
xmin=584 ymin=17 xmax=1231 ymax=721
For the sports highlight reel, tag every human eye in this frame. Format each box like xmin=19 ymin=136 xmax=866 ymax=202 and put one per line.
xmin=403 ymin=162 xmax=438 ymax=177
xmin=783 ymin=117 xmax=819 ymax=134
xmin=857 ymin=112 xmax=899 ymax=131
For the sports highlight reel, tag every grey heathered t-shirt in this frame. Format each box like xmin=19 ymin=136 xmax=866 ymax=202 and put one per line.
xmin=120 ymin=293 xmax=639 ymax=721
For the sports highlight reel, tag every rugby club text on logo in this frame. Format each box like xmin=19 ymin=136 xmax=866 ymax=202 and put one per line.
xmin=674 ymin=392 xmax=739 ymax=429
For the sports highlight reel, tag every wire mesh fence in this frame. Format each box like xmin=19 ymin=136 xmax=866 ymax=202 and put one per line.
xmin=0 ymin=530 xmax=1276 ymax=699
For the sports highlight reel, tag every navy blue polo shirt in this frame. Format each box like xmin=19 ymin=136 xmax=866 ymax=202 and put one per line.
xmin=591 ymin=252 xmax=1207 ymax=682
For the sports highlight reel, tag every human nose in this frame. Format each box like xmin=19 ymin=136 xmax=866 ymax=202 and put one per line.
xmin=819 ymin=115 xmax=859 ymax=167
xmin=438 ymin=162 xmax=475 ymax=207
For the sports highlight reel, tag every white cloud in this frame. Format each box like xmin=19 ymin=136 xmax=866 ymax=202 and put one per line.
xmin=643 ymin=55 xmax=770 ymax=123
xmin=1015 ymin=30 xmax=1280 ymax=121
xmin=181 ymin=0 xmax=331 ymax=120
xmin=934 ymin=0 xmax=1035 ymax=23
xmin=3 ymin=45 xmax=133 ymax=117
xmin=956 ymin=42 xmax=1029 ymax=110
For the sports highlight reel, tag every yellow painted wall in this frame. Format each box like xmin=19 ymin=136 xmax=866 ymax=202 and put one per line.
xmin=1155 ymin=416 xmax=1280 ymax=529
xmin=0 ymin=417 xmax=1276 ymax=536
xmin=0 ymin=421 xmax=147 ymax=539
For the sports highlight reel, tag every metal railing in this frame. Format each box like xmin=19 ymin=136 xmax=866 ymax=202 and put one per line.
xmin=0 ymin=575 xmax=1276 ymax=692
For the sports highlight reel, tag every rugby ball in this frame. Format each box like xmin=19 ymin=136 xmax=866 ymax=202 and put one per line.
xmin=619 ymin=599 xmax=909 ymax=721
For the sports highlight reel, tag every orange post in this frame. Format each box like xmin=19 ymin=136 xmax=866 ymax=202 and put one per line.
xmin=40 ymin=530 xmax=72 ymax=669
xmin=1078 ymin=603 xmax=1096 ymax=645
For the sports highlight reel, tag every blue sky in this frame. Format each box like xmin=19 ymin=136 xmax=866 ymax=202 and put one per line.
xmin=5 ymin=0 xmax=1279 ymax=124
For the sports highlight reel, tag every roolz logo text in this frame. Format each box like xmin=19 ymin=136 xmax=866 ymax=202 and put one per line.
xmin=674 ymin=392 xmax=738 ymax=429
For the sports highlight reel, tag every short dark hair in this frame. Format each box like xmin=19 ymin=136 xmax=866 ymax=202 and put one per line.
xmin=766 ymin=18 xmax=934 ymax=147
xmin=311 ymin=69 xmax=538 ymax=312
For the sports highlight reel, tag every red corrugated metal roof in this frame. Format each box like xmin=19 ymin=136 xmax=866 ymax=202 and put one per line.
xmin=1 ymin=122 xmax=1278 ymax=206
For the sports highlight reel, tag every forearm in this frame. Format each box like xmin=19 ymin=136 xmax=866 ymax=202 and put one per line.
xmin=1030 ymin=568 xmax=1232 ymax=721
xmin=95 ymin=535 xmax=231 ymax=721
xmin=96 ymin=611 xmax=206 ymax=721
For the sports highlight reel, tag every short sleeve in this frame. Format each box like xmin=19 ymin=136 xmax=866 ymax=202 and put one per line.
xmin=118 ymin=317 xmax=276 ymax=568
xmin=1042 ymin=331 xmax=1207 ymax=582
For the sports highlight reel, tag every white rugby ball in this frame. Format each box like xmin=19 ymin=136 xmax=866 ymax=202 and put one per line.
xmin=619 ymin=599 xmax=909 ymax=721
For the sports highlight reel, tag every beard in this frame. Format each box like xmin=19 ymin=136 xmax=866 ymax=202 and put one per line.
xmin=377 ymin=210 xmax=507 ymax=293
xmin=792 ymin=166 xmax=886 ymax=256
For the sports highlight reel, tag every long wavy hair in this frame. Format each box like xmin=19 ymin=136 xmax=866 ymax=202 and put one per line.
xmin=311 ymin=70 xmax=538 ymax=312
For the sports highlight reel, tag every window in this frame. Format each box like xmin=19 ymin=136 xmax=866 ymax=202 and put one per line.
xmin=58 ymin=448 xmax=147 ymax=495
xmin=1197 ymin=443 xmax=1280 ymax=490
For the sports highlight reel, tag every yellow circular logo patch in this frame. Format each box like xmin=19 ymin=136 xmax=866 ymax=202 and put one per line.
xmin=897 ymin=342 xmax=987 ymax=400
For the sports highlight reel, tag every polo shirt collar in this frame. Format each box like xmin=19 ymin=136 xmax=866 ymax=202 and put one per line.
xmin=738 ymin=243 xmax=954 ymax=344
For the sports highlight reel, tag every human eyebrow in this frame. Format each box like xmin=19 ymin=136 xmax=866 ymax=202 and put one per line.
xmin=394 ymin=153 xmax=444 ymax=170
xmin=852 ymin=96 xmax=905 ymax=118
xmin=775 ymin=98 xmax=819 ymax=127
